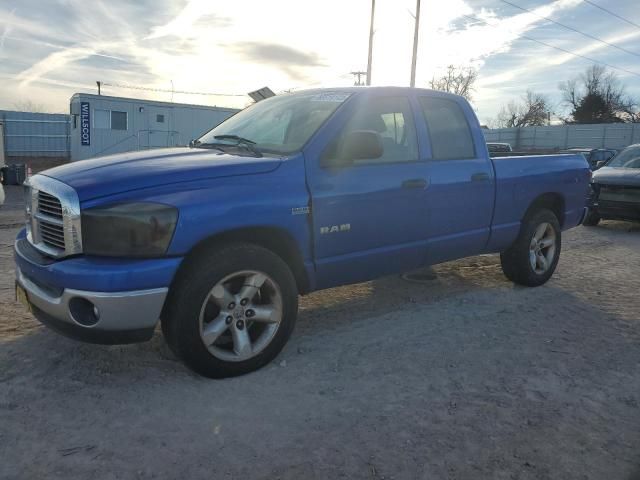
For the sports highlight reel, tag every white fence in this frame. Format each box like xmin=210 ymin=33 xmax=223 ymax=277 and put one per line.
xmin=484 ymin=123 xmax=640 ymax=151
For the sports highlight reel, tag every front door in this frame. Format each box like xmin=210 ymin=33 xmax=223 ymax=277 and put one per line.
xmin=307 ymin=95 xmax=430 ymax=289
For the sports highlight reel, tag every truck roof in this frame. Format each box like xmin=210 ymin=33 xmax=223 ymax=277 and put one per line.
xmin=288 ymin=86 xmax=466 ymax=101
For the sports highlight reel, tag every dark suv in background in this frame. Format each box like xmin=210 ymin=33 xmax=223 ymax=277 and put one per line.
xmin=562 ymin=148 xmax=618 ymax=170
xmin=584 ymin=144 xmax=640 ymax=226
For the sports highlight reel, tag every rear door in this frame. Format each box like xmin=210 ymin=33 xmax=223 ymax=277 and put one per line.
xmin=307 ymin=94 xmax=430 ymax=288
xmin=417 ymin=95 xmax=495 ymax=264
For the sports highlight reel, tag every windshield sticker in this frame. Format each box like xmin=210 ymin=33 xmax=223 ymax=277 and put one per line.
xmin=310 ymin=93 xmax=350 ymax=103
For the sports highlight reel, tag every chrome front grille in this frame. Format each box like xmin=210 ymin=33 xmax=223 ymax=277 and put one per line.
xmin=25 ymin=175 xmax=83 ymax=258
xmin=39 ymin=219 xmax=66 ymax=250
xmin=36 ymin=191 xmax=66 ymax=251
xmin=37 ymin=191 xmax=63 ymax=219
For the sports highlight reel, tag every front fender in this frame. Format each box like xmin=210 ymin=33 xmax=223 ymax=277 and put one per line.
xmin=164 ymin=157 xmax=311 ymax=258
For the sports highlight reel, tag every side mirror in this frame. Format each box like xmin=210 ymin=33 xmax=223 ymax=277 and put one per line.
xmin=321 ymin=130 xmax=384 ymax=168
xmin=342 ymin=130 xmax=383 ymax=161
xmin=595 ymin=160 xmax=606 ymax=169
xmin=189 ymin=139 xmax=196 ymax=148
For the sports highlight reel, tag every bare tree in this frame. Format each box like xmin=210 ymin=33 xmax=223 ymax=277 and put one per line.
xmin=429 ymin=65 xmax=477 ymax=101
xmin=559 ymin=65 xmax=638 ymax=123
xmin=494 ymin=90 xmax=553 ymax=128
xmin=12 ymin=100 xmax=49 ymax=113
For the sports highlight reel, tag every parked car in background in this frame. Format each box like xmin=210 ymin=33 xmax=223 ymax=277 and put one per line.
xmin=487 ymin=142 xmax=513 ymax=154
xmin=584 ymin=144 xmax=640 ymax=226
xmin=562 ymin=148 xmax=618 ymax=170
xmin=14 ymin=87 xmax=590 ymax=378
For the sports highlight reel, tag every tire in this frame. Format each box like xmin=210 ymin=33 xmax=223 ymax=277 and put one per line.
xmin=161 ymin=243 xmax=298 ymax=378
xmin=500 ymin=209 xmax=561 ymax=287
xmin=582 ymin=210 xmax=600 ymax=226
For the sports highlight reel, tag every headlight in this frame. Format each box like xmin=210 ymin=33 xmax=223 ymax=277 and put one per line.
xmin=82 ymin=203 xmax=178 ymax=257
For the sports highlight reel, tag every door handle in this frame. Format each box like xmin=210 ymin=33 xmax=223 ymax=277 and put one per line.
xmin=471 ymin=172 xmax=490 ymax=182
xmin=402 ymin=178 xmax=428 ymax=189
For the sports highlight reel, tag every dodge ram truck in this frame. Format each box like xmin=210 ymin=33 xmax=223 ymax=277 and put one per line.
xmin=14 ymin=87 xmax=591 ymax=378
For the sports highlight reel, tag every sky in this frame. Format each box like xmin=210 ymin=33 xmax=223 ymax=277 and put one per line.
xmin=0 ymin=0 xmax=639 ymax=124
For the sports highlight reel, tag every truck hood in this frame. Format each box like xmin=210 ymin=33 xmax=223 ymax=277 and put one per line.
xmin=41 ymin=147 xmax=282 ymax=201
xmin=593 ymin=166 xmax=640 ymax=187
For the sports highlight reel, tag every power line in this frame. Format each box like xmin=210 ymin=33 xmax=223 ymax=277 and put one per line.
xmin=499 ymin=0 xmax=640 ymax=59
xmin=581 ymin=0 xmax=640 ymax=31
xmin=100 ymin=82 xmax=246 ymax=97
xmin=350 ymin=71 xmax=367 ymax=86
xmin=462 ymin=14 xmax=640 ymax=78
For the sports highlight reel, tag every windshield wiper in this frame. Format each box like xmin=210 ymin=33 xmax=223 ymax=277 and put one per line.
xmin=214 ymin=134 xmax=256 ymax=144
xmin=189 ymin=140 xmax=224 ymax=153
xmin=213 ymin=135 xmax=262 ymax=157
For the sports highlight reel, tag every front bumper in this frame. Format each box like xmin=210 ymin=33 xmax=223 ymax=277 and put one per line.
xmin=13 ymin=229 xmax=180 ymax=345
xmin=592 ymin=200 xmax=640 ymax=222
xmin=16 ymin=267 xmax=168 ymax=344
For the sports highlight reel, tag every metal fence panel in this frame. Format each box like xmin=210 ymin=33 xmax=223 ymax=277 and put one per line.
xmin=484 ymin=123 xmax=640 ymax=151
xmin=0 ymin=110 xmax=70 ymax=158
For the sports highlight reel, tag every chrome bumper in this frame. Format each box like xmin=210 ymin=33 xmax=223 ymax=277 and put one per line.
xmin=16 ymin=267 xmax=168 ymax=333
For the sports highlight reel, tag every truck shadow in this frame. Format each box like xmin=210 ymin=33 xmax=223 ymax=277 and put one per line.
xmin=0 ymin=255 xmax=510 ymax=382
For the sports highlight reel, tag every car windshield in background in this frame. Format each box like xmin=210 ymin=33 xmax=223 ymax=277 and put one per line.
xmin=197 ymin=92 xmax=351 ymax=155
xmin=607 ymin=146 xmax=640 ymax=169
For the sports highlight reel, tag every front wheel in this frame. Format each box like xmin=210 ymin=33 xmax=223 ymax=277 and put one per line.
xmin=500 ymin=209 xmax=561 ymax=287
xmin=162 ymin=243 xmax=298 ymax=378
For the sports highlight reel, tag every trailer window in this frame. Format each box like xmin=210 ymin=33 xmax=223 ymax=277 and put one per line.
xmin=95 ymin=109 xmax=110 ymax=129
xmin=94 ymin=109 xmax=128 ymax=131
xmin=111 ymin=111 xmax=127 ymax=130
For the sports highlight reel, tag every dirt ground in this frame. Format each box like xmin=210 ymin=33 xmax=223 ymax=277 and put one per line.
xmin=1 ymin=184 xmax=639 ymax=480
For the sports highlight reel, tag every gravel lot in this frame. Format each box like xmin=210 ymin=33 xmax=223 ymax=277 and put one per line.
xmin=1 ymin=184 xmax=639 ymax=479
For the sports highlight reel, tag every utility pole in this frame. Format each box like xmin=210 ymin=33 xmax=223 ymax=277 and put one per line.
xmin=96 ymin=81 xmax=101 ymax=95
xmin=366 ymin=0 xmax=375 ymax=86
xmin=350 ymin=71 xmax=367 ymax=86
xmin=410 ymin=0 xmax=421 ymax=88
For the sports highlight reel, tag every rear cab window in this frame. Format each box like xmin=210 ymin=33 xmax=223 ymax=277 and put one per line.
xmin=419 ymin=97 xmax=476 ymax=160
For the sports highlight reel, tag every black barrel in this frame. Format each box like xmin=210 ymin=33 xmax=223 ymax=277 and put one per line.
xmin=4 ymin=164 xmax=26 ymax=185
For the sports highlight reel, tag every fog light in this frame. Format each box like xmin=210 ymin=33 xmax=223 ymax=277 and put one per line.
xmin=69 ymin=297 xmax=100 ymax=327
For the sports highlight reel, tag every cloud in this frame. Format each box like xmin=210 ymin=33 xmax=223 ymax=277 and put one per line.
xmin=146 ymin=0 xmax=231 ymax=39
xmin=1 ymin=0 xmax=638 ymax=119
xmin=16 ymin=45 xmax=129 ymax=87
xmin=229 ymin=42 xmax=326 ymax=81
xmin=0 ymin=8 xmax=15 ymax=56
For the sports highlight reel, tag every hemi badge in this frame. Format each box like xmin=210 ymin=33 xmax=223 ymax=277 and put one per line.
xmin=291 ymin=206 xmax=311 ymax=216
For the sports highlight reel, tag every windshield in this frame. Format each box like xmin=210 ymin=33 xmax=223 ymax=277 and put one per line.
xmin=197 ymin=91 xmax=351 ymax=155
xmin=606 ymin=145 xmax=640 ymax=169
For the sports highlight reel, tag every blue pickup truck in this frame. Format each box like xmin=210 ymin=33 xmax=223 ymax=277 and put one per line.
xmin=15 ymin=87 xmax=590 ymax=377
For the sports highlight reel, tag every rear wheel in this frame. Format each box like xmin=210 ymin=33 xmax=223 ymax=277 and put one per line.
xmin=500 ymin=209 xmax=561 ymax=287
xmin=582 ymin=210 xmax=600 ymax=226
xmin=162 ymin=243 xmax=298 ymax=378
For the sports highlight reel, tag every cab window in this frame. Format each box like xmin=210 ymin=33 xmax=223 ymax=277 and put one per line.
xmin=326 ymin=96 xmax=419 ymax=165
xmin=420 ymin=97 xmax=476 ymax=160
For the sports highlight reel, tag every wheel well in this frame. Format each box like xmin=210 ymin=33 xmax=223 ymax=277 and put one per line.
xmin=181 ymin=227 xmax=310 ymax=294
xmin=525 ymin=193 xmax=565 ymax=227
